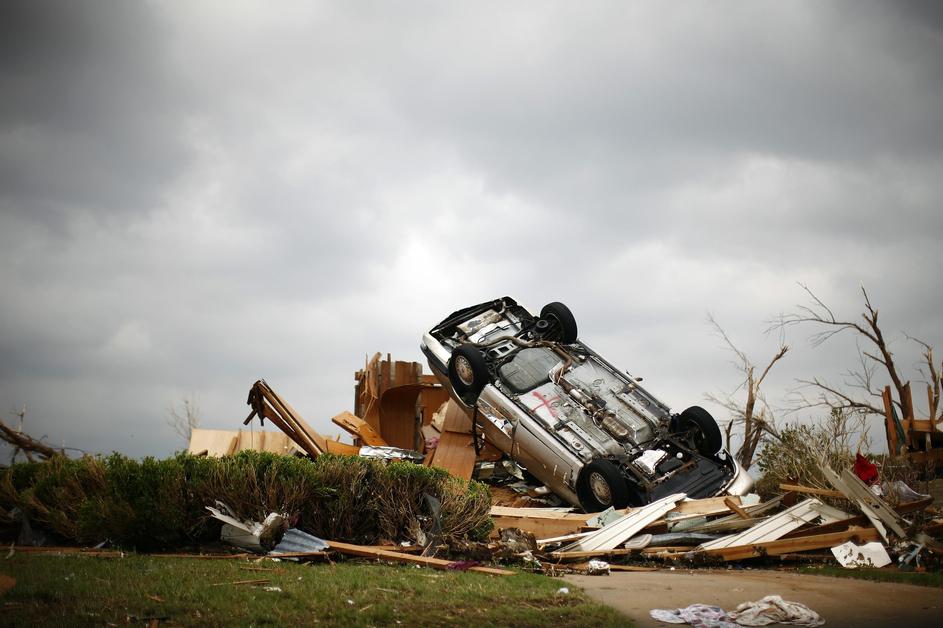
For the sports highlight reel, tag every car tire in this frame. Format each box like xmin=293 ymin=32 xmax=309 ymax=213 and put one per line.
xmin=576 ymin=459 xmax=631 ymax=512
xmin=540 ymin=302 xmax=578 ymax=343
xmin=674 ymin=405 xmax=723 ymax=456
xmin=448 ymin=344 xmax=489 ymax=404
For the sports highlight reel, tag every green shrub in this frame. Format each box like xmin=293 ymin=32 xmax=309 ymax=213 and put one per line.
xmin=0 ymin=452 xmax=492 ymax=550
xmin=755 ymin=408 xmax=876 ymax=500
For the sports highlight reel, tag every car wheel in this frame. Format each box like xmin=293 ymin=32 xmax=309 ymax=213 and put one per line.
xmin=448 ymin=344 xmax=489 ymax=404
xmin=673 ymin=405 xmax=723 ymax=456
xmin=540 ymin=302 xmax=578 ymax=343
xmin=576 ymin=459 xmax=631 ymax=512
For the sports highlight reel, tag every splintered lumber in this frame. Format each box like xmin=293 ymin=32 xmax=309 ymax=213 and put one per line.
xmin=778 ymin=484 xmax=844 ymax=499
xmin=492 ymin=495 xmax=749 ymax=540
xmin=701 ymin=527 xmax=882 ymax=561
xmin=331 ymin=411 xmax=388 ymax=446
xmin=698 ymin=499 xmax=823 ymax=550
xmin=724 ymin=498 xmax=751 ymax=520
xmin=561 ymin=493 xmax=686 ymax=553
xmin=325 ymin=540 xmax=514 ymax=575
xmin=245 ymin=380 xmax=328 ymax=458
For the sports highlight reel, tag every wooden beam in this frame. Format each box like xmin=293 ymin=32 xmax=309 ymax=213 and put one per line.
xmin=724 ymin=497 xmax=751 ymax=520
xmin=325 ymin=540 xmax=514 ymax=575
xmin=883 ymin=386 xmax=898 ymax=456
xmin=702 ymin=527 xmax=882 ymax=561
xmin=778 ymin=484 xmax=844 ymax=499
xmin=331 ymin=411 xmax=387 ymax=446
xmin=550 ymin=548 xmax=640 ymax=560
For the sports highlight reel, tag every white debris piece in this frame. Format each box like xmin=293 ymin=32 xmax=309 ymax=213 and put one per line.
xmin=831 ymin=541 xmax=892 ymax=569
xmin=585 ymin=560 xmax=610 ymax=575
xmin=205 ymin=501 xmax=287 ymax=552
xmin=698 ymin=499 xmax=823 ymax=551
xmin=561 ymin=493 xmax=685 ymax=553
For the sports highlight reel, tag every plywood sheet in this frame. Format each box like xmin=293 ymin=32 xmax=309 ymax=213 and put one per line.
xmin=188 ymin=429 xmax=300 ymax=457
xmin=430 ymin=431 xmax=476 ymax=480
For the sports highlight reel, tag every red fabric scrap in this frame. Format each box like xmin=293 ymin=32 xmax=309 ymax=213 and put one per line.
xmin=854 ymin=453 xmax=879 ymax=485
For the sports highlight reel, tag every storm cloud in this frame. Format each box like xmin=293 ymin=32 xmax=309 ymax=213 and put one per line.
xmin=1 ymin=1 xmax=941 ymax=459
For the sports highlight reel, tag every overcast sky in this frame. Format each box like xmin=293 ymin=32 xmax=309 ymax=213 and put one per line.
xmin=1 ymin=1 xmax=941 ymax=462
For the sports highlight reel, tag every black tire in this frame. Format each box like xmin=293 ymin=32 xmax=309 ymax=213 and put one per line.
xmin=674 ymin=405 xmax=723 ymax=456
xmin=576 ymin=459 xmax=631 ymax=512
xmin=448 ymin=344 xmax=489 ymax=403
xmin=540 ymin=302 xmax=578 ymax=344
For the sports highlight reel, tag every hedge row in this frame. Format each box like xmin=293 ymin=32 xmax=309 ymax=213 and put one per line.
xmin=0 ymin=451 xmax=492 ymax=551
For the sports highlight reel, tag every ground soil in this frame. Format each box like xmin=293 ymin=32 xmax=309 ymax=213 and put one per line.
xmin=566 ymin=569 xmax=943 ymax=627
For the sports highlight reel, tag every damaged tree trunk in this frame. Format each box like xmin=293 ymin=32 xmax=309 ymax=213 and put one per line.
xmin=0 ymin=412 xmax=61 ymax=462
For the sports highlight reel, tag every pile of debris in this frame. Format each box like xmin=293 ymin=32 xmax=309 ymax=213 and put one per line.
xmin=193 ymin=354 xmax=942 ymax=576
xmin=212 ymin=354 xmax=502 ymax=482
xmin=488 ymin=462 xmax=941 ymax=574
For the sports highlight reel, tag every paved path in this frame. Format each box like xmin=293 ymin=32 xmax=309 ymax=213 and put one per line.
xmin=566 ymin=569 xmax=943 ymax=627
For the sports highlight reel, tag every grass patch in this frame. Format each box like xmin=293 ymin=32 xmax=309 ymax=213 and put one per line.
xmin=0 ymin=554 xmax=627 ymax=627
xmin=798 ymin=565 xmax=943 ymax=588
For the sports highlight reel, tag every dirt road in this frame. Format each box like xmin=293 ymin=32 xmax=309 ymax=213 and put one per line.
xmin=566 ymin=569 xmax=943 ymax=627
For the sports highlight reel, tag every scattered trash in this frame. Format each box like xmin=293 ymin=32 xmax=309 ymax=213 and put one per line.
xmin=650 ymin=603 xmax=735 ymax=626
xmin=262 ymin=586 xmax=282 ymax=592
xmin=585 ymin=560 xmax=610 ymax=575
xmin=728 ymin=595 xmax=824 ymax=627
xmin=358 ymin=446 xmax=425 ymax=463
xmin=205 ymin=502 xmax=287 ymax=552
xmin=556 ymin=587 xmax=569 ymax=595
xmin=652 ymin=597 xmax=824 ymax=628
xmin=269 ymin=528 xmax=329 ymax=557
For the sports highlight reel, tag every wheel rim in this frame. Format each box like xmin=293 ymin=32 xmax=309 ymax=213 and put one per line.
xmin=454 ymin=356 xmax=475 ymax=386
xmin=588 ymin=472 xmax=612 ymax=506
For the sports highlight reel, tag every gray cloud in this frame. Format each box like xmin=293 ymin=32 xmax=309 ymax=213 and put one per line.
xmin=1 ymin=1 xmax=941 ymax=460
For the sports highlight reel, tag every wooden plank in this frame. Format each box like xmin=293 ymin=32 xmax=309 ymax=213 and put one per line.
xmin=263 ymin=383 xmax=328 ymax=454
xmin=325 ymin=540 xmax=514 ymax=575
xmin=323 ymin=440 xmax=362 ymax=456
xmin=883 ymin=386 xmax=898 ymax=455
xmin=703 ymin=527 xmax=882 ymax=561
xmin=778 ymin=484 xmax=844 ymax=499
xmin=670 ymin=495 xmax=742 ymax=516
xmin=331 ymin=411 xmax=387 ymax=446
xmin=724 ymin=498 xmax=751 ymax=520
xmin=429 ymin=431 xmax=476 ymax=480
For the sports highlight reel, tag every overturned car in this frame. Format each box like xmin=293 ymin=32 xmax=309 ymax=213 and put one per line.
xmin=421 ymin=297 xmax=753 ymax=512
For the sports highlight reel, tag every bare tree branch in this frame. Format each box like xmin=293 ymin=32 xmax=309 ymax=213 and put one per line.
xmin=705 ymin=314 xmax=788 ymax=469
xmin=167 ymin=394 xmax=202 ymax=445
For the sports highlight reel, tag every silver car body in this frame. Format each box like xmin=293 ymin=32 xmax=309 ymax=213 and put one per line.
xmin=421 ymin=297 xmax=753 ymax=509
